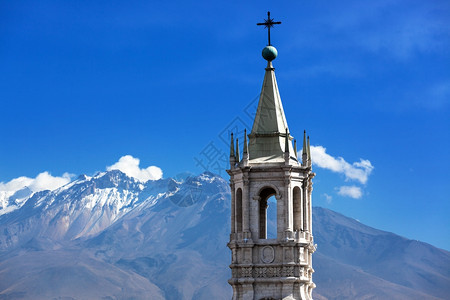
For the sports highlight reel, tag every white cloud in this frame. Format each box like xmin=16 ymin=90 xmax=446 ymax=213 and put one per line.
xmin=0 ymin=172 xmax=74 ymax=194
xmin=106 ymin=155 xmax=163 ymax=182
xmin=337 ymin=186 xmax=363 ymax=199
xmin=1 ymin=155 xmax=162 ymax=198
xmin=323 ymin=193 xmax=333 ymax=204
xmin=309 ymin=145 xmax=374 ymax=184
xmin=0 ymin=155 xmax=162 ymax=206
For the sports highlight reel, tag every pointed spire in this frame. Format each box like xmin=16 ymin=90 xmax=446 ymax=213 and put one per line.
xmin=229 ymin=133 xmax=236 ymax=168
xmin=284 ymin=128 xmax=291 ymax=164
xmin=248 ymin=60 xmax=296 ymax=163
xmin=243 ymin=129 xmax=248 ymax=154
xmin=307 ymin=136 xmax=311 ymax=166
xmin=251 ymin=61 xmax=289 ymax=136
xmin=243 ymin=129 xmax=249 ymax=166
xmin=235 ymin=138 xmax=240 ymax=163
xmin=230 ymin=133 xmax=235 ymax=158
xmin=284 ymin=128 xmax=289 ymax=153
xmin=294 ymin=139 xmax=297 ymax=159
xmin=302 ymin=130 xmax=308 ymax=166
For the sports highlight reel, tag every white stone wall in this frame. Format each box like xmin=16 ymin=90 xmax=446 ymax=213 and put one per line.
xmin=228 ymin=163 xmax=316 ymax=300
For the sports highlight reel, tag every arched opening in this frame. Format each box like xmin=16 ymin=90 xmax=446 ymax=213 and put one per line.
xmin=293 ymin=186 xmax=302 ymax=231
xmin=266 ymin=196 xmax=277 ymax=239
xmin=236 ymin=188 xmax=243 ymax=233
xmin=258 ymin=187 xmax=277 ymax=239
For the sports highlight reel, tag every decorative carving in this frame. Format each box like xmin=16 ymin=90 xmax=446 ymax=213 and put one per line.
xmin=260 ymin=246 xmax=275 ymax=263
xmin=240 ymin=267 xmax=252 ymax=278
xmin=266 ymin=267 xmax=279 ymax=277
xmin=233 ymin=266 xmax=304 ymax=279
xmin=282 ymin=266 xmax=294 ymax=277
xmin=233 ymin=266 xmax=295 ymax=278
xmin=254 ymin=267 xmax=282 ymax=278
xmin=255 ymin=267 xmax=266 ymax=278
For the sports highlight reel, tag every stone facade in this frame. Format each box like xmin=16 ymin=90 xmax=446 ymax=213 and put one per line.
xmin=227 ymin=59 xmax=316 ymax=300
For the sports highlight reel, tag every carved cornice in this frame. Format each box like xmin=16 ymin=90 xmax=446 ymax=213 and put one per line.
xmin=230 ymin=265 xmax=312 ymax=282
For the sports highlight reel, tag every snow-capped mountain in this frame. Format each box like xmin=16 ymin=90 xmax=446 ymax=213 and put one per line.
xmin=0 ymin=186 xmax=33 ymax=216
xmin=0 ymin=170 xmax=448 ymax=299
xmin=0 ymin=170 xmax=226 ymax=250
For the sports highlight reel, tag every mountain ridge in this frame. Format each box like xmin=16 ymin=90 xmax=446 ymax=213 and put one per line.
xmin=0 ymin=170 xmax=448 ymax=299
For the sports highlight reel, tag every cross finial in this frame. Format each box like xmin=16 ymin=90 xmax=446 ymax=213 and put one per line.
xmin=257 ymin=11 xmax=282 ymax=46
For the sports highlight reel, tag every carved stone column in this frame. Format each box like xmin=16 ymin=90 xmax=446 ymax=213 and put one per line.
xmin=307 ymin=175 xmax=314 ymax=234
xmin=230 ymin=181 xmax=236 ymax=240
xmin=299 ymin=181 xmax=304 ymax=233
xmin=284 ymin=176 xmax=293 ymax=238
xmin=302 ymin=178 xmax=308 ymax=232
xmin=243 ymin=177 xmax=251 ymax=240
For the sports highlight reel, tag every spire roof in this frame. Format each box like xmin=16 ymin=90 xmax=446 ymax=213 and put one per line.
xmin=251 ymin=61 xmax=289 ymax=134
xmin=248 ymin=61 xmax=296 ymax=163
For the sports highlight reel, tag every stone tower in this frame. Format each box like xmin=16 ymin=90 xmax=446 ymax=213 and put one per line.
xmin=227 ymin=14 xmax=316 ymax=300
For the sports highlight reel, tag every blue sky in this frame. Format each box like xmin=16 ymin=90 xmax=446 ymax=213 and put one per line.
xmin=1 ymin=1 xmax=449 ymax=250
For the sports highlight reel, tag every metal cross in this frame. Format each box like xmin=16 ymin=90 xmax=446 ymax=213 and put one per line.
xmin=257 ymin=11 xmax=282 ymax=46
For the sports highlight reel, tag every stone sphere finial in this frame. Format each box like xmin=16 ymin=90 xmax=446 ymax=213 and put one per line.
xmin=262 ymin=45 xmax=278 ymax=61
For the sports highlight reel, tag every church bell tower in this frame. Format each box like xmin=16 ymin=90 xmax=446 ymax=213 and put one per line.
xmin=227 ymin=12 xmax=316 ymax=300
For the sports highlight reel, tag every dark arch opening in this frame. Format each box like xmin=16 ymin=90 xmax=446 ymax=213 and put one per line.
xmin=236 ymin=188 xmax=242 ymax=233
xmin=258 ymin=187 xmax=277 ymax=239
